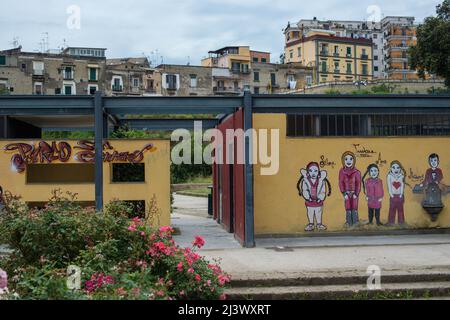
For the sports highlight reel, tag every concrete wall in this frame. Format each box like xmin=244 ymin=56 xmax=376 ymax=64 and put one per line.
xmin=253 ymin=113 xmax=450 ymax=235
xmin=0 ymin=139 xmax=171 ymax=226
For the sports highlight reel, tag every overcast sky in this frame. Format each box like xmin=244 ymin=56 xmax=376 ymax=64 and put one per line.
xmin=0 ymin=0 xmax=442 ymax=65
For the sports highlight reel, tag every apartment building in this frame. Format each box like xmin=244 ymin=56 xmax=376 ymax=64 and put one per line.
xmin=285 ymin=30 xmax=373 ymax=84
xmin=106 ymin=57 xmax=159 ymax=96
xmin=158 ymin=64 xmax=213 ymax=96
xmin=0 ymin=46 xmax=106 ymax=95
xmin=251 ymin=62 xmax=313 ymax=94
xmin=381 ymin=16 xmax=420 ymax=80
xmin=284 ymin=18 xmax=382 ymax=78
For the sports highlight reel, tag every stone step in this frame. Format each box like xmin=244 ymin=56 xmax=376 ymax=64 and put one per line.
xmin=230 ymin=270 xmax=450 ymax=288
xmin=226 ymin=281 xmax=450 ymax=300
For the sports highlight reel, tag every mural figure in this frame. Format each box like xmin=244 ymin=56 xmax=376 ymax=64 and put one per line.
xmin=339 ymin=151 xmax=361 ymax=227
xmin=420 ymin=153 xmax=443 ymax=188
xmin=362 ymin=164 xmax=384 ymax=226
xmin=387 ymin=160 xmax=407 ymax=226
xmin=297 ymin=162 xmax=331 ymax=231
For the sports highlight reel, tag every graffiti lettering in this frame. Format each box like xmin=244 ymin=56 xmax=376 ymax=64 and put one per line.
xmin=352 ymin=144 xmax=377 ymax=158
xmin=319 ymin=155 xmax=336 ymax=169
xmin=375 ymin=153 xmax=387 ymax=167
xmin=3 ymin=140 xmax=157 ymax=173
xmin=408 ymin=168 xmax=425 ymax=183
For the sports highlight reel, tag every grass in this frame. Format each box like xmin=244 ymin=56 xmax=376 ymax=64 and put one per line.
xmin=185 ymin=175 xmax=212 ymax=184
xmin=177 ymin=188 xmax=211 ymax=198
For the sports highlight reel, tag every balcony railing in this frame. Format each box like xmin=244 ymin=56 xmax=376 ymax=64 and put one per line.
xmin=361 ymin=54 xmax=369 ymax=60
xmin=112 ymin=85 xmax=123 ymax=92
xmin=319 ymin=51 xmax=329 ymax=56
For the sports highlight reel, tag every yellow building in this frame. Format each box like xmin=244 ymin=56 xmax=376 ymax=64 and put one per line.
xmin=285 ymin=31 xmax=374 ymax=84
xmin=252 ymin=113 xmax=450 ymax=236
xmin=0 ymin=139 xmax=171 ymax=226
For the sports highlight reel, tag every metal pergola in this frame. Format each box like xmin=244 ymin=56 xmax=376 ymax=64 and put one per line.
xmin=1 ymin=93 xmax=450 ymax=247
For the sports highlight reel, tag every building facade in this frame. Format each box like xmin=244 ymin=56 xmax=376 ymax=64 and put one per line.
xmin=381 ymin=16 xmax=420 ymax=80
xmin=285 ymin=30 xmax=374 ymax=84
xmin=0 ymin=46 xmax=106 ymax=95
xmin=106 ymin=57 xmax=159 ymax=96
xmin=158 ymin=64 xmax=213 ymax=96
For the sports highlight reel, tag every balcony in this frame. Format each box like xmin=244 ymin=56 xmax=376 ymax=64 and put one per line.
xmin=112 ymin=85 xmax=123 ymax=92
xmin=334 ymin=69 xmax=340 ymax=74
xmin=63 ymin=72 xmax=74 ymax=80
xmin=333 ymin=52 xmax=339 ymax=57
xmin=319 ymin=51 xmax=329 ymax=56
xmin=213 ymin=86 xmax=242 ymax=95
xmin=361 ymin=54 xmax=369 ymax=60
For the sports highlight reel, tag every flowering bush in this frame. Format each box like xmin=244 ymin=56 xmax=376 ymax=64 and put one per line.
xmin=0 ymin=191 xmax=230 ymax=300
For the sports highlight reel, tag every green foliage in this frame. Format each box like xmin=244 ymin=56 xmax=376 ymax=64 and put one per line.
xmin=324 ymin=89 xmax=341 ymax=95
xmin=0 ymin=191 xmax=229 ymax=300
xmin=42 ymin=131 xmax=94 ymax=139
xmin=409 ymin=0 xmax=450 ymax=87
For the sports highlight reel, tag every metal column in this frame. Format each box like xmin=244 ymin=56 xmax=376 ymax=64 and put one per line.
xmin=94 ymin=92 xmax=104 ymax=211
xmin=243 ymin=91 xmax=255 ymax=248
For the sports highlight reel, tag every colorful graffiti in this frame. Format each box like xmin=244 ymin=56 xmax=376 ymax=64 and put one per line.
xmin=3 ymin=140 xmax=157 ymax=173
xmin=387 ymin=160 xmax=407 ymax=225
xmin=297 ymin=162 xmax=331 ymax=232
xmin=362 ymin=164 xmax=384 ymax=226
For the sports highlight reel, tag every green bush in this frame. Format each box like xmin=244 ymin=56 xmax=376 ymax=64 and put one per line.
xmin=0 ymin=191 xmax=229 ymax=300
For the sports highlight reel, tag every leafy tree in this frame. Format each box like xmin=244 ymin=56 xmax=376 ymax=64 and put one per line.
xmin=409 ymin=0 xmax=450 ymax=86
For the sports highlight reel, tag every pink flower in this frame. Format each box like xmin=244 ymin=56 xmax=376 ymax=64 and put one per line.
xmin=177 ymin=261 xmax=184 ymax=272
xmin=179 ymin=290 xmax=185 ymax=296
xmin=187 ymin=268 xmax=194 ymax=274
xmin=0 ymin=269 xmax=7 ymax=290
xmin=132 ymin=217 xmax=142 ymax=223
xmin=220 ymin=293 xmax=227 ymax=300
xmin=195 ymin=274 xmax=201 ymax=282
xmin=140 ymin=231 xmax=146 ymax=236
xmin=192 ymin=235 xmax=205 ymax=248
xmin=128 ymin=224 xmax=137 ymax=232
xmin=218 ymin=274 xmax=230 ymax=285
xmin=159 ymin=226 xmax=174 ymax=234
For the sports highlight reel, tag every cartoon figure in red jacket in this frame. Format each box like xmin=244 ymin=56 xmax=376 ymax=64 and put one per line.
xmin=339 ymin=151 xmax=361 ymax=227
xmin=297 ymin=162 xmax=332 ymax=232
xmin=362 ymin=164 xmax=384 ymax=226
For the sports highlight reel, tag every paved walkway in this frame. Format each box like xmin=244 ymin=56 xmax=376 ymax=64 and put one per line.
xmin=172 ymin=194 xmax=241 ymax=250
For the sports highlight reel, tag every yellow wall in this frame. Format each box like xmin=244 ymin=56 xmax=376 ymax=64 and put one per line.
xmin=253 ymin=114 xmax=450 ymax=235
xmin=0 ymin=139 xmax=171 ymax=226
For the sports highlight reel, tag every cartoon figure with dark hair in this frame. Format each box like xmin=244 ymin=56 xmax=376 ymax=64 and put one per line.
xmin=339 ymin=151 xmax=361 ymax=227
xmin=362 ymin=164 xmax=384 ymax=226
xmin=0 ymin=186 xmax=4 ymax=211
xmin=297 ymin=162 xmax=331 ymax=232
xmin=387 ymin=160 xmax=407 ymax=226
xmin=421 ymin=153 xmax=443 ymax=188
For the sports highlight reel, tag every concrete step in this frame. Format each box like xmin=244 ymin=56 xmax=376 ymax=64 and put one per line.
xmin=230 ymin=269 xmax=450 ymax=288
xmin=226 ymin=281 xmax=450 ymax=300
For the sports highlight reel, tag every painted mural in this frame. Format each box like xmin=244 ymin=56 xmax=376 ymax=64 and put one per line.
xmin=362 ymin=164 xmax=384 ymax=226
xmin=295 ymin=150 xmax=448 ymax=231
xmin=2 ymin=140 xmax=157 ymax=173
xmin=297 ymin=162 xmax=331 ymax=231
xmin=338 ymin=151 xmax=362 ymax=227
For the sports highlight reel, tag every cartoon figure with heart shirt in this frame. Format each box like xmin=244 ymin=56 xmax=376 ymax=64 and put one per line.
xmin=387 ymin=160 xmax=407 ymax=226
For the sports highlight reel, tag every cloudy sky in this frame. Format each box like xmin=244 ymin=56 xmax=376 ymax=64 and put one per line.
xmin=0 ymin=0 xmax=442 ymax=65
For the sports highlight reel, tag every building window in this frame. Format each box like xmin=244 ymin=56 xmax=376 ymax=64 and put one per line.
xmin=64 ymin=85 xmax=72 ymax=95
xmin=306 ymin=76 xmax=313 ymax=86
xmin=270 ymin=73 xmax=276 ymax=86
xmin=346 ymin=47 xmax=352 ymax=57
xmin=374 ymin=66 xmax=379 ymax=72
xmin=254 ymin=71 xmax=260 ymax=82
xmin=0 ymin=55 xmax=6 ymax=65
xmin=27 ymin=164 xmax=95 ymax=184
xmin=34 ymin=82 xmax=43 ymax=95
xmin=297 ymin=47 xmax=301 ymax=57
xmin=374 ymin=55 xmax=378 ymax=61
xmin=333 ymin=46 xmax=339 ymax=56
xmin=112 ymin=163 xmax=145 ymax=183
xmin=88 ymin=68 xmax=98 ymax=81
xmin=189 ymin=74 xmax=197 ymax=88
xmin=254 ymin=87 xmax=260 ymax=94
xmin=321 ymin=61 xmax=327 ymax=73
xmin=362 ymin=64 xmax=368 ymax=75
xmin=334 ymin=61 xmax=340 ymax=73
xmin=166 ymin=74 xmax=177 ymax=90
xmin=261 ymin=58 xmax=267 ymax=63
xmin=289 ymin=50 xmax=293 ymax=59
xmin=33 ymin=61 xmax=44 ymax=76
xmin=88 ymin=85 xmax=98 ymax=95
xmin=64 ymin=66 xmax=73 ymax=80
xmin=132 ymin=78 xmax=140 ymax=88
xmin=346 ymin=63 xmax=352 ymax=74
xmin=55 ymin=88 xmax=61 ymax=95
xmin=286 ymin=114 xmax=450 ymax=137
xmin=253 ymin=57 xmax=259 ymax=62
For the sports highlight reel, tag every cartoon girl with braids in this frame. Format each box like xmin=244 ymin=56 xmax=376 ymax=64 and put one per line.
xmin=387 ymin=160 xmax=407 ymax=225
xmin=362 ymin=164 xmax=384 ymax=226
xmin=297 ymin=162 xmax=332 ymax=232
xmin=339 ymin=151 xmax=362 ymax=227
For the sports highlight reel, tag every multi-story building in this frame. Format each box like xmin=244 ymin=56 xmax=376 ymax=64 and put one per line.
xmin=284 ymin=18 xmax=383 ymax=78
xmin=251 ymin=62 xmax=313 ymax=94
xmin=157 ymin=64 xmax=213 ymax=96
xmin=0 ymin=46 xmax=106 ymax=95
xmin=106 ymin=57 xmax=159 ymax=96
xmin=285 ymin=30 xmax=373 ymax=84
xmin=381 ymin=16 xmax=420 ymax=80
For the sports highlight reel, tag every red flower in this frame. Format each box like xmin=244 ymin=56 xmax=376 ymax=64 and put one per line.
xmin=195 ymin=274 xmax=201 ymax=282
xmin=192 ymin=235 xmax=205 ymax=248
xmin=177 ymin=261 xmax=184 ymax=272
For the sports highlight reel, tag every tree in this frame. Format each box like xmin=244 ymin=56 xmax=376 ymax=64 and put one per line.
xmin=409 ymin=0 xmax=450 ymax=86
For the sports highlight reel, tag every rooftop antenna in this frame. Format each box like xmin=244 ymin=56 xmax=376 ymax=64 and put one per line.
xmin=42 ymin=32 xmax=49 ymax=52
xmin=187 ymin=56 xmax=190 ymax=66
xmin=10 ymin=37 xmax=20 ymax=48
